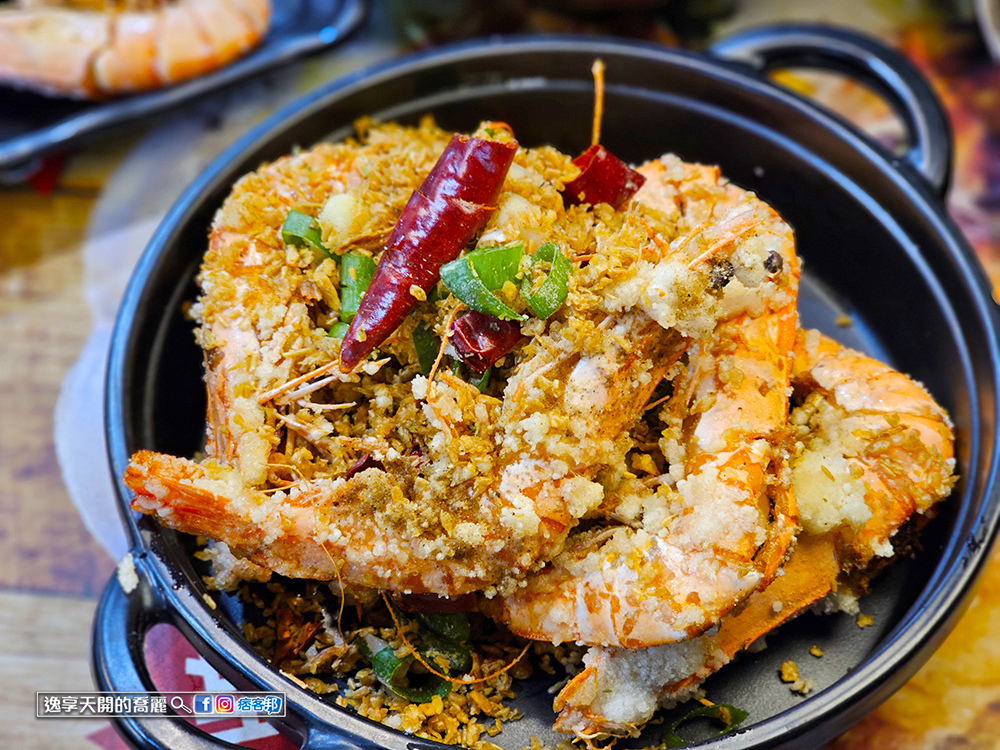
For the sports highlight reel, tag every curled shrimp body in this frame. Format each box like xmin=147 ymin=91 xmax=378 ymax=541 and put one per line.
xmin=551 ymin=329 xmax=956 ymax=739
xmin=124 ymin=124 xmax=806 ymax=600
xmin=122 ymin=124 xmax=667 ymax=595
xmin=789 ymin=328 xmax=956 ymax=567
xmin=486 ymin=158 xmax=800 ymax=648
xmin=0 ymin=0 xmax=271 ymax=98
xmin=125 ymin=126 xmax=581 ymax=595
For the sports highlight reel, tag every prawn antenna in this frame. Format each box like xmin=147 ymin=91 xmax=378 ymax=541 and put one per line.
xmin=591 ymin=59 xmax=606 ymax=147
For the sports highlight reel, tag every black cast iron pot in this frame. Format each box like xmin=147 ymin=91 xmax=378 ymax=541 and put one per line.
xmin=97 ymin=26 xmax=1000 ymax=750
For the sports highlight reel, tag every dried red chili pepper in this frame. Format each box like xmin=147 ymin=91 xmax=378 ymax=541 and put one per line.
xmin=562 ymin=143 xmax=645 ymax=210
xmin=450 ymin=310 xmax=523 ymax=374
xmin=339 ymin=132 xmax=518 ymax=371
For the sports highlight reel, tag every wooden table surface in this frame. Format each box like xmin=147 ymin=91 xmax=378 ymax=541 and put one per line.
xmin=2 ymin=133 xmax=131 ymax=748
xmin=3 ymin=6 xmax=1000 ymax=749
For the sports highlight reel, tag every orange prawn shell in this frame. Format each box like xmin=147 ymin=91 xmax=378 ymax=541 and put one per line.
xmin=0 ymin=0 xmax=272 ymax=98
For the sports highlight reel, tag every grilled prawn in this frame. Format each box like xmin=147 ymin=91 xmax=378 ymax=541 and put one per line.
xmin=551 ymin=329 xmax=956 ymax=739
xmin=124 ymin=122 xmax=801 ymax=599
xmin=487 ymin=156 xmax=801 ymax=648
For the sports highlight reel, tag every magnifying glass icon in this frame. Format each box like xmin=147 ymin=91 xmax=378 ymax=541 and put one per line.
xmin=170 ymin=696 xmax=193 ymax=714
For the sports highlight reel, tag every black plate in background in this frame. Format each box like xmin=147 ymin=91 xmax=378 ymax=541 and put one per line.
xmin=0 ymin=0 xmax=364 ymax=172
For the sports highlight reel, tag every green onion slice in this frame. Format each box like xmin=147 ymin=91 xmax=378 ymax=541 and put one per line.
xmin=471 ymin=366 xmax=491 ymax=393
xmin=413 ymin=324 xmax=439 ymax=376
xmin=328 ymin=321 xmax=350 ymax=339
xmin=440 ymin=245 xmax=524 ymax=321
xmin=369 ymin=648 xmax=452 ymax=704
xmin=413 ymin=611 xmax=472 ymax=676
xmin=340 ymin=252 xmax=377 ymax=324
xmin=357 ymin=631 xmax=454 ymax=704
xmin=281 ymin=210 xmax=329 ymax=257
xmin=415 ymin=612 xmax=472 ymax=643
xmin=524 ymin=242 xmax=571 ymax=319
xmin=662 ymin=703 xmax=749 ymax=747
xmin=418 ymin=632 xmax=473 ymax=675
xmin=466 ymin=243 xmax=523 ymax=291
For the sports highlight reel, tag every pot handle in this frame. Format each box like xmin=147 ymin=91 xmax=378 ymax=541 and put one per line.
xmin=708 ymin=24 xmax=952 ymax=197
xmin=93 ymin=552 xmax=377 ymax=750
xmin=92 ymin=554 xmax=249 ymax=750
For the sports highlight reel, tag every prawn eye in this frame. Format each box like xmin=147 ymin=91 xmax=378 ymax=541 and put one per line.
xmin=710 ymin=260 xmax=735 ymax=289
xmin=764 ymin=251 xmax=784 ymax=275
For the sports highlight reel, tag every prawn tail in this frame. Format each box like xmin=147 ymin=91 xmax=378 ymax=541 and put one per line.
xmin=124 ymin=450 xmax=343 ymax=582
xmin=549 ymin=534 xmax=840 ymax=740
xmin=552 ymin=667 xmax=641 ymax=739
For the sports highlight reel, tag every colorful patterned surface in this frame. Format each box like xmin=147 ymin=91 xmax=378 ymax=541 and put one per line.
xmin=3 ymin=2 xmax=1000 ymax=748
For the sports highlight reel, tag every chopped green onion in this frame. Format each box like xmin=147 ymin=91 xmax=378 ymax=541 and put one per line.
xmin=471 ymin=366 xmax=492 ymax=393
xmin=357 ymin=632 xmax=390 ymax=661
xmin=328 ymin=321 xmax=350 ymax=339
xmin=415 ymin=612 xmax=472 ymax=643
xmin=661 ymin=703 xmax=749 ymax=747
xmin=440 ymin=253 xmax=524 ymax=321
xmin=340 ymin=252 xmax=377 ymax=323
xmin=369 ymin=645 xmax=452 ymax=704
xmin=524 ymin=242 xmax=571 ymax=319
xmin=281 ymin=210 xmax=329 ymax=257
xmin=419 ymin=631 xmax=473 ymax=674
xmin=413 ymin=324 xmax=439 ymax=376
xmin=413 ymin=612 xmax=472 ymax=676
xmin=356 ymin=626 xmax=455 ymax=704
xmin=466 ymin=243 xmax=523 ymax=291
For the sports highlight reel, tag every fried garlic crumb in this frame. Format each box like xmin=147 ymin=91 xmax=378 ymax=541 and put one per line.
xmin=809 ymin=646 xmax=824 ymax=658
xmin=857 ymin=613 xmax=874 ymax=628
xmin=116 ymin=553 xmax=138 ymax=595
xmin=746 ymin=635 xmax=768 ymax=653
xmin=779 ymin=660 xmax=799 ymax=683
xmin=791 ymin=678 xmax=814 ymax=695
xmin=779 ymin=660 xmax=814 ymax=695
xmin=280 ymin=670 xmax=310 ymax=688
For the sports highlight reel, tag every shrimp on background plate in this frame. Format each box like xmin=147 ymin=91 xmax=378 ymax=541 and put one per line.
xmin=0 ymin=0 xmax=271 ymax=97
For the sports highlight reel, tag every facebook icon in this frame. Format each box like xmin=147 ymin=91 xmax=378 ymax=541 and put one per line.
xmin=193 ymin=695 xmax=215 ymax=714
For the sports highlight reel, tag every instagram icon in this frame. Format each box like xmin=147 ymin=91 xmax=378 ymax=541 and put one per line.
xmin=215 ymin=695 xmax=235 ymax=714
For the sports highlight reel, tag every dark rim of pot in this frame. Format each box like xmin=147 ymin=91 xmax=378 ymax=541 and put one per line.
xmin=104 ymin=33 xmax=1000 ymax=749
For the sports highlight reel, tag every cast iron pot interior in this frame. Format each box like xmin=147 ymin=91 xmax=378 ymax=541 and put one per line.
xmin=99 ymin=29 xmax=1000 ymax=750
